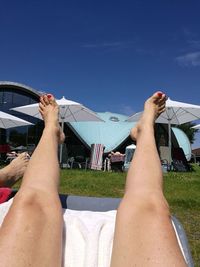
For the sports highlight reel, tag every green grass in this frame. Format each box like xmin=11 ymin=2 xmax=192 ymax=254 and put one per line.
xmin=60 ymin=169 xmax=126 ymax=197
xmin=12 ymin=165 xmax=200 ymax=265
xmin=163 ymin=167 xmax=200 ymax=266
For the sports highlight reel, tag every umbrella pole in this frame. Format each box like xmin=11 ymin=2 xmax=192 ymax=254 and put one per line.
xmin=59 ymin=121 xmax=64 ymax=164
xmin=168 ymin=120 xmax=172 ymax=169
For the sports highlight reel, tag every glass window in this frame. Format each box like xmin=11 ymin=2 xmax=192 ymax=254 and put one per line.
xmin=29 ymin=97 xmax=38 ymax=104
xmin=0 ymin=91 xmax=4 ymax=106
xmin=0 ymin=86 xmax=43 ymax=150
xmin=12 ymin=92 xmax=30 ymax=106
xmin=4 ymin=91 xmax=13 ymax=104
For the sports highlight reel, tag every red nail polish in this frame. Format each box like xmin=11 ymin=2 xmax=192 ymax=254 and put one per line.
xmin=47 ymin=94 xmax=52 ymax=98
xmin=157 ymin=92 xmax=163 ymax=97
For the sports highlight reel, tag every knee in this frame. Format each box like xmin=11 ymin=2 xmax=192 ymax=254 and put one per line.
xmin=120 ymin=192 xmax=170 ymax=219
xmin=14 ymin=188 xmax=62 ymax=220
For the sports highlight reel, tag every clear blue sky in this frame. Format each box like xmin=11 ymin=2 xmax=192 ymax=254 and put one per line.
xmin=1 ymin=0 xmax=200 ymax=148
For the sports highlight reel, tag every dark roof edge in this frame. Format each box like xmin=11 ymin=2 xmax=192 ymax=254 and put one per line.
xmin=0 ymin=81 xmax=45 ymax=97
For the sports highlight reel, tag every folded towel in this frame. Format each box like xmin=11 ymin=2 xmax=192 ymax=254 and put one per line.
xmin=0 ymin=198 xmax=13 ymax=225
xmin=63 ymin=209 xmax=116 ymax=267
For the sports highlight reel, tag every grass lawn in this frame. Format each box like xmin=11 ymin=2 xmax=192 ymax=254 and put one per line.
xmin=59 ymin=165 xmax=200 ymax=266
xmin=11 ymin=164 xmax=200 ymax=265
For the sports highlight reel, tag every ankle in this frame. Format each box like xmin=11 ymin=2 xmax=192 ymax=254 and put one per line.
xmin=43 ymin=125 xmax=59 ymax=134
xmin=138 ymin=119 xmax=154 ymax=132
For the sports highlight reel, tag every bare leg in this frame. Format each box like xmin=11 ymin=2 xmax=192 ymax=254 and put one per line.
xmin=0 ymin=153 xmax=29 ymax=187
xmin=110 ymin=92 xmax=187 ymax=267
xmin=0 ymin=95 xmax=65 ymax=267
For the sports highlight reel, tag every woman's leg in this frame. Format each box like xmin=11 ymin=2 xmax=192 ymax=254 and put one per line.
xmin=0 ymin=95 xmax=65 ymax=267
xmin=110 ymin=92 xmax=187 ymax=267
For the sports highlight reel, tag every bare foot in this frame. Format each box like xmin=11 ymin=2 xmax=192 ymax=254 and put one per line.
xmin=130 ymin=91 xmax=167 ymax=141
xmin=39 ymin=94 xmax=65 ymax=144
xmin=0 ymin=152 xmax=29 ymax=187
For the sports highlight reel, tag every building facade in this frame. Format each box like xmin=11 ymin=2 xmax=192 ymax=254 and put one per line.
xmin=0 ymin=82 xmax=42 ymax=152
xmin=0 ymin=81 xmax=191 ymax=164
xmin=0 ymin=81 xmax=89 ymax=160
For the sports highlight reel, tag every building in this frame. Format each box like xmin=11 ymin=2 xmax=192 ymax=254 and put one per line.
xmin=0 ymin=81 xmax=192 ymax=164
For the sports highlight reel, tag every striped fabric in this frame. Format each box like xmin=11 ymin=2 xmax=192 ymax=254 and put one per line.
xmin=89 ymin=144 xmax=105 ymax=170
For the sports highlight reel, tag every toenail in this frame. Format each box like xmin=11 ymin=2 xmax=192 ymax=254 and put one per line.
xmin=47 ymin=94 xmax=52 ymax=98
xmin=157 ymin=92 xmax=163 ymax=97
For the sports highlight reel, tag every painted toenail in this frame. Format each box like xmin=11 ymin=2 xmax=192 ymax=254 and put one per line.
xmin=157 ymin=92 xmax=163 ymax=97
xmin=47 ymin=94 xmax=52 ymax=99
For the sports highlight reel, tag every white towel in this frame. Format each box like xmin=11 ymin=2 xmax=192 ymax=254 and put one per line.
xmin=0 ymin=198 xmax=13 ymax=225
xmin=0 ymin=199 xmax=116 ymax=267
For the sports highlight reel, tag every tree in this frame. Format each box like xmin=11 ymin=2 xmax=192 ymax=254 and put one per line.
xmin=175 ymin=122 xmax=199 ymax=144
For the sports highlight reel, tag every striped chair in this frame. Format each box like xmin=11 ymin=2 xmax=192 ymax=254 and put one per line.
xmin=89 ymin=144 xmax=105 ymax=170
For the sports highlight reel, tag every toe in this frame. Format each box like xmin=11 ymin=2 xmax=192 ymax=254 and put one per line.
xmin=49 ymin=95 xmax=57 ymax=105
xmin=43 ymin=94 xmax=50 ymax=105
xmin=47 ymin=94 xmax=52 ymax=99
xmin=46 ymin=93 xmax=57 ymax=106
xmin=39 ymin=102 xmax=45 ymax=110
xmin=40 ymin=95 xmax=46 ymax=106
xmin=39 ymin=107 xmax=43 ymax=116
xmin=149 ymin=92 xmax=163 ymax=104
xmin=152 ymin=91 xmax=165 ymax=100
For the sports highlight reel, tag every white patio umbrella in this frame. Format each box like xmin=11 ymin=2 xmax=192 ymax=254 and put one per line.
xmin=0 ymin=111 xmax=33 ymax=129
xmin=191 ymin=124 xmax=200 ymax=130
xmin=11 ymin=96 xmax=104 ymax=163
xmin=126 ymin=97 xmax=200 ymax=165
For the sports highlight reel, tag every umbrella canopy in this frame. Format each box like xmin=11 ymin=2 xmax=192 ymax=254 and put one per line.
xmin=11 ymin=96 xmax=104 ymax=123
xmin=191 ymin=124 xmax=200 ymax=130
xmin=11 ymin=96 xmax=104 ymax=163
xmin=0 ymin=111 xmax=33 ymax=129
xmin=126 ymin=97 xmax=200 ymax=165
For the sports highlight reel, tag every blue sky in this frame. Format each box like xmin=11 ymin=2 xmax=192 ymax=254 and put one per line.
xmin=1 ymin=0 xmax=200 ymax=148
